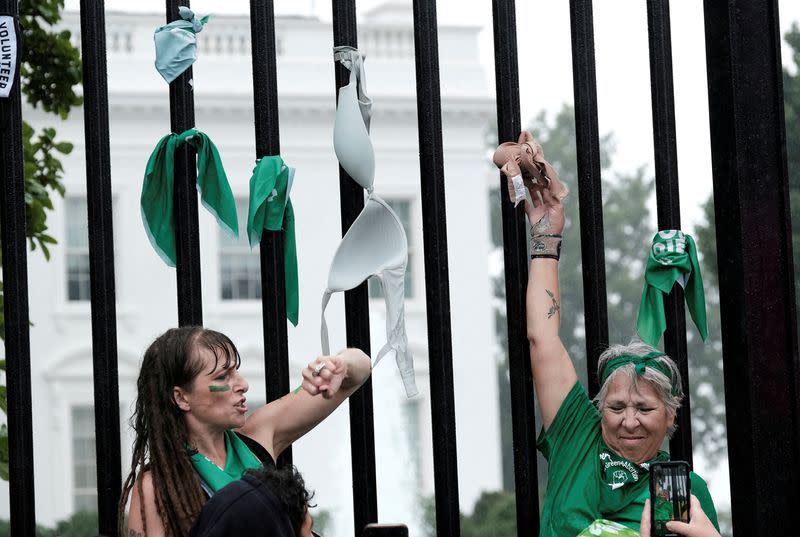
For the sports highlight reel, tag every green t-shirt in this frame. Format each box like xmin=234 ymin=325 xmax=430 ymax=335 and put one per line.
xmin=536 ymin=382 xmax=719 ymax=537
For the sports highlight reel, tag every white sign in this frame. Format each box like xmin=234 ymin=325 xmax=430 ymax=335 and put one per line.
xmin=0 ymin=16 xmax=18 ymax=98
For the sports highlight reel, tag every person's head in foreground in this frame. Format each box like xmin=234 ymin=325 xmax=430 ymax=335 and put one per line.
xmin=595 ymin=340 xmax=683 ymax=464
xmin=249 ymin=465 xmax=318 ymax=537
xmin=188 ymin=464 xmax=318 ymax=537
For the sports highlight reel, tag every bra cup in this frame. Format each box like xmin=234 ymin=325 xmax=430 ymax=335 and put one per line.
xmin=333 ymin=80 xmax=375 ymax=191
xmin=326 ymin=197 xmax=407 ymax=292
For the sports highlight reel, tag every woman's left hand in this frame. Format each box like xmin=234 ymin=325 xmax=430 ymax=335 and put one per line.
xmin=640 ymin=497 xmax=721 ymax=537
xmin=301 ymin=348 xmax=371 ymax=399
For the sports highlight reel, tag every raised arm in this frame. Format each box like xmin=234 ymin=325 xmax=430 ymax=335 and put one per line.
xmin=238 ymin=348 xmax=371 ymax=459
xmin=525 ymin=187 xmax=577 ymax=430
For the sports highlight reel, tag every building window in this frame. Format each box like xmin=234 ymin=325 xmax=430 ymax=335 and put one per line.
xmin=72 ymin=406 xmax=97 ymax=512
xmin=368 ymin=198 xmax=414 ymax=299
xmin=66 ymin=198 xmax=91 ymax=301
xmin=220 ymin=201 xmax=261 ymax=300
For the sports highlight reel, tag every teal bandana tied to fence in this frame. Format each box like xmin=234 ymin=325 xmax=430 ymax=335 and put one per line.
xmin=636 ymin=230 xmax=708 ymax=347
xmin=141 ymin=128 xmax=238 ymax=266
xmin=153 ymin=6 xmax=209 ymax=83
xmin=247 ymin=156 xmax=299 ymax=326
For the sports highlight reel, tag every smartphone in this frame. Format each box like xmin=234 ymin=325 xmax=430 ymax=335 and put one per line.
xmin=649 ymin=461 xmax=691 ymax=537
xmin=362 ymin=523 xmax=409 ymax=537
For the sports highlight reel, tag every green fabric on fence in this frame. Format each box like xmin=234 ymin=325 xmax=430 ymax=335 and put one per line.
xmin=247 ymin=156 xmax=298 ymax=326
xmin=141 ymin=129 xmax=238 ymax=267
xmin=636 ymin=230 xmax=707 ymax=347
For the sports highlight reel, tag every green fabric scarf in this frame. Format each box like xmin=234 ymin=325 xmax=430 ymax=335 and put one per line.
xmin=141 ymin=129 xmax=238 ymax=266
xmin=190 ymin=430 xmax=263 ymax=493
xmin=636 ymin=230 xmax=707 ymax=347
xmin=247 ymin=156 xmax=298 ymax=326
xmin=599 ymin=351 xmax=680 ymax=395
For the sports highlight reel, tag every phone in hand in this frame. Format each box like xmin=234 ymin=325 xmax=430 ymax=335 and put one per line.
xmin=362 ymin=524 xmax=408 ymax=537
xmin=649 ymin=461 xmax=691 ymax=537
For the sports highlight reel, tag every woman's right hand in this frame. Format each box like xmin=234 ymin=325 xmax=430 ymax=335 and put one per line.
xmin=525 ymin=186 xmax=565 ymax=237
xmin=641 ymin=496 xmax=721 ymax=537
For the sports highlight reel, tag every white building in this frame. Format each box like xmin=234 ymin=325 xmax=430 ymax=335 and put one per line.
xmin=1 ymin=4 xmax=500 ymax=535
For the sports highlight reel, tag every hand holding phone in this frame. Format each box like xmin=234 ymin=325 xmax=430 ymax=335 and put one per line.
xmin=641 ymin=496 xmax=721 ymax=537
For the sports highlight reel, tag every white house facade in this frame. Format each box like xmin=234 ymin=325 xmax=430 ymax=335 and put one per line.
xmin=0 ymin=4 xmax=501 ymax=535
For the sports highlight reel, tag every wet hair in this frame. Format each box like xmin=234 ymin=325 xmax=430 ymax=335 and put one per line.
xmin=594 ymin=339 xmax=683 ymax=437
xmin=118 ymin=326 xmax=241 ymax=537
xmin=248 ymin=465 xmax=315 ymax=536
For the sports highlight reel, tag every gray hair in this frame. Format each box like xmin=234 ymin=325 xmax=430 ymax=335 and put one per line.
xmin=594 ymin=340 xmax=684 ymax=438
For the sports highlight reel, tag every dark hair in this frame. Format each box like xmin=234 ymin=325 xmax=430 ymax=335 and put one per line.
xmin=248 ymin=465 xmax=315 ymax=536
xmin=118 ymin=326 xmax=242 ymax=537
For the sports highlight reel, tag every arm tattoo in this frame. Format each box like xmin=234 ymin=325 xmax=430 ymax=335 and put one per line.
xmin=129 ymin=531 xmax=143 ymax=537
xmin=545 ymin=289 xmax=560 ymax=319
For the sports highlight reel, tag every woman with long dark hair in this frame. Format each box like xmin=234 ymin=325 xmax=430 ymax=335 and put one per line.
xmin=118 ymin=326 xmax=371 ymax=537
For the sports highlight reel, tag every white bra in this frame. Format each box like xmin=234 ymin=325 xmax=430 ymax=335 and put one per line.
xmin=321 ymin=47 xmax=418 ymax=398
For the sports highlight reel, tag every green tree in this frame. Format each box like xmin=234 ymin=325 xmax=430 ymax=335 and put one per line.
xmin=422 ymin=492 xmax=517 ymax=537
xmin=783 ymin=23 xmax=800 ymax=297
xmin=0 ymin=510 xmax=97 ymax=537
xmin=0 ymin=0 xmax=81 ymax=479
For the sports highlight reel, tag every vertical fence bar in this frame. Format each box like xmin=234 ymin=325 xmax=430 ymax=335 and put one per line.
xmin=645 ymin=0 xmax=692 ymax=465
xmin=490 ymin=1 xmax=540 ymax=535
xmin=411 ymin=1 xmax=460 ymax=535
xmin=569 ymin=0 xmax=609 ymax=397
xmin=79 ymin=1 xmax=122 ymax=533
xmin=166 ymin=0 xmax=203 ymax=326
xmin=330 ymin=2 xmax=379 ymax=534
xmin=703 ymin=1 xmax=800 ymax=533
xmin=0 ymin=3 xmax=35 ymax=535
xmin=249 ymin=0 xmax=293 ymax=465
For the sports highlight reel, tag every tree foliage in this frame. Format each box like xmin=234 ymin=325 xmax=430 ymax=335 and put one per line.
xmin=422 ymin=492 xmax=517 ymax=537
xmin=0 ymin=0 xmax=81 ymax=480
xmin=784 ymin=23 xmax=800 ymax=299
xmin=0 ymin=510 xmax=98 ymax=537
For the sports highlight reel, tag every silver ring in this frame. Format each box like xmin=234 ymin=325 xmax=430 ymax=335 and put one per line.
xmin=312 ymin=363 xmax=327 ymax=377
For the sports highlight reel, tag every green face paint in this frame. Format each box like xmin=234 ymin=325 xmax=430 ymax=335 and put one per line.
xmin=209 ymin=384 xmax=231 ymax=393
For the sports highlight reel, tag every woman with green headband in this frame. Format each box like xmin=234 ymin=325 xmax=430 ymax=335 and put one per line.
xmin=118 ymin=326 xmax=371 ymax=537
xmin=521 ymin=172 xmax=719 ymax=537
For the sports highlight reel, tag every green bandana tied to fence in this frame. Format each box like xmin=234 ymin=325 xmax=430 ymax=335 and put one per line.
xmin=141 ymin=128 xmax=238 ymax=266
xmin=247 ymin=156 xmax=299 ymax=325
xmin=154 ymin=6 xmax=209 ymax=83
xmin=636 ymin=230 xmax=707 ymax=347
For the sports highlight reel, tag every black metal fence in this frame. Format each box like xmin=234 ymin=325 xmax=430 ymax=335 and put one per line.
xmin=0 ymin=0 xmax=798 ymax=536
